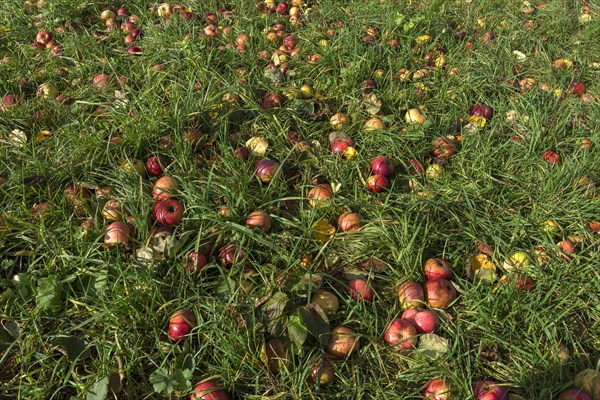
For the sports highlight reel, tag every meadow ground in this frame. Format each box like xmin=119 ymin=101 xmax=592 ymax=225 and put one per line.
xmin=0 ymin=0 xmax=599 ymax=399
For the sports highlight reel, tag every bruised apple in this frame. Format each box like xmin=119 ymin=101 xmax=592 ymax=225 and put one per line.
xmin=327 ymin=326 xmax=360 ymax=359
xmin=152 ymin=176 xmax=178 ymax=201
xmin=398 ymin=281 xmax=424 ymax=309
xmin=424 ymin=279 xmax=457 ymax=309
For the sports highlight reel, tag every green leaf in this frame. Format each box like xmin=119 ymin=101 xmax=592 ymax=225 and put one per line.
xmin=150 ymin=367 xmax=178 ymax=394
xmin=36 ymin=274 xmax=62 ymax=310
xmin=86 ymin=376 xmax=109 ymax=400
xmin=416 ymin=333 xmax=450 ymax=359
xmin=298 ymin=305 xmax=330 ymax=346
xmin=172 ymin=369 xmax=193 ymax=390
xmin=287 ymin=315 xmax=308 ymax=347
xmin=54 ymin=335 xmax=90 ymax=362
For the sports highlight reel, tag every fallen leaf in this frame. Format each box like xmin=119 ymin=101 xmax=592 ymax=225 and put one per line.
xmin=246 ymin=136 xmax=269 ymax=156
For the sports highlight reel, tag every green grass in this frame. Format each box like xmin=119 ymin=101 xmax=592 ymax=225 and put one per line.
xmin=1 ymin=0 xmax=599 ymax=398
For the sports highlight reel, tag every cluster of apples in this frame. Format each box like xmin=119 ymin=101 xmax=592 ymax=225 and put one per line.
xmin=30 ymin=30 xmax=61 ymax=55
xmin=558 ymin=369 xmax=600 ymax=400
xmin=98 ymin=7 xmax=143 ymax=55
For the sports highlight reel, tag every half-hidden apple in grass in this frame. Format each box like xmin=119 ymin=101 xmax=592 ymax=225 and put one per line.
xmin=405 ymin=108 xmax=425 ymax=124
xmin=472 ymin=381 xmax=508 ymax=400
xmin=542 ymin=150 xmax=561 ymax=164
xmin=424 ymin=279 xmax=457 ymax=309
xmin=398 ymin=281 xmax=425 ymax=309
xmin=154 ymin=199 xmax=184 ymax=225
xmin=102 ymin=199 xmax=123 ymax=222
xmin=264 ymin=338 xmax=289 ymax=372
xmin=574 ymin=369 xmax=600 ymax=399
xmin=502 ymin=251 xmax=531 ymax=273
xmin=307 ymin=184 xmax=334 ymax=207
xmin=309 ymin=354 xmax=336 ymax=385
xmin=219 ymin=244 xmax=245 ymax=267
xmin=370 ymin=156 xmax=394 ymax=177
xmin=146 ymin=155 xmax=167 ymax=176
xmin=423 ymin=378 xmax=454 ymax=400
xmin=383 ymin=318 xmax=418 ymax=350
xmin=470 ymin=104 xmax=493 ymax=120
xmin=189 ymin=379 xmax=229 ymax=400
xmin=337 ymin=212 xmax=364 ymax=232
xmin=168 ymin=309 xmax=196 ymax=342
xmin=104 ymin=221 xmax=131 ymax=248
xmin=558 ymin=388 xmax=593 ymax=400
xmin=367 ymin=174 xmax=390 ymax=192
xmin=330 ymin=137 xmax=354 ymax=156
xmin=401 ymin=307 xmax=438 ymax=333
xmin=255 ymin=159 xmax=280 ymax=183
xmin=327 ymin=326 xmax=360 ymax=359
xmin=310 ymin=289 xmax=339 ymax=317
xmin=152 ymin=176 xmax=179 ymax=201
xmin=347 ymin=279 xmax=374 ymax=302
xmin=185 ymin=250 xmax=208 ymax=273
xmin=364 ymin=117 xmax=385 ymax=131
xmin=424 ymin=258 xmax=454 ymax=280
xmin=246 ymin=210 xmax=272 ymax=232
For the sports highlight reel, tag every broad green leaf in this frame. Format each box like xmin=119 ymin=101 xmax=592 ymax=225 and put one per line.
xmin=54 ymin=335 xmax=90 ymax=362
xmin=298 ymin=305 xmax=330 ymax=346
xmin=287 ymin=315 xmax=308 ymax=347
xmin=150 ymin=367 xmax=178 ymax=394
xmin=86 ymin=376 xmax=109 ymax=400
xmin=416 ymin=333 xmax=450 ymax=359
xmin=36 ymin=274 xmax=62 ymax=310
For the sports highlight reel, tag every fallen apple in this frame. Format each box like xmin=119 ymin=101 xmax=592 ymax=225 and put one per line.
xmin=190 ymin=379 xmax=229 ymax=400
xmin=168 ymin=310 xmax=195 ymax=344
xmin=347 ymin=279 xmax=374 ymax=302
xmin=383 ymin=319 xmax=418 ymax=350
xmin=573 ymin=369 xmax=600 ymax=399
xmin=370 ymin=156 xmax=394 ymax=177
xmin=309 ymin=354 xmax=336 ymax=385
xmin=310 ymin=289 xmax=339 ymax=317
xmin=423 ymin=378 xmax=454 ymax=400
xmin=255 ymin=159 xmax=280 ymax=183
xmin=337 ymin=212 xmax=364 ymax=232
xmin=398 ymin=281 xmax=425 ymax=309
xmin=154 ymin=199 xmax=184 ymax=225
xmin=367 ymin=175 xmax=390 ymax=192
xmin=327 ymin=326 xmax=360 ymax=358
xmin=104 ymin=221 xmax=131 ymax=248
xmin=424 ymin=258 xmax=454 ymax=280
xmin=401 ymin=307 xmax=438 ymax=333
xmin=542 ymin=151 xmax=561 ymax=164
xmin=330 ymin=113 xmax=350 ymax=129
xmin=424 ymin=279 xmax=457 ymax=309
xmin=472 ymin=380 xmax=508 ymax=400
xmin=185 ymin=250 xmax=208 ymax=273
xmin=218 ymin=244 xmax=246 ymax=267
xmin=405 ymin=108 xmax=425 ymax=125
xmin=264 ymin=338 xmax=289 ymax=372
xmin=558 ymin=388 xmax=593 ymax=400
xmin=245 ymin=210 xmax=272 ymax=232
xmin=307 ymin=184 xmax=334 ymax=207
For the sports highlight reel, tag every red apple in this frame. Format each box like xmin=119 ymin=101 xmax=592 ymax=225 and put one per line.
xmin=234 ymin=147 xmax=250 ymax=161
xmin=307 ymin=184 xmax=334 ymax=207
xmin=470 ymin=104 xmax=493 ymax=120
xmin=168 ymin=309 xmax=196 ymax=342
xmin=1 ymin=94 xmax=18 ymax=111
xmin=104 ymin=222 xmax=131 ymax=248
xmin=542 ymin=151 xmax=561 ymax=164
xmin=398 ymin=281 xmax=425 ymax=309
xmin=347 ymin=279 xmax=374 ymax=302
xmin=218 ymin=244 xmax=245 ymax=267
xmin=424 ymin=279 xmax=457 ymax=309
xmin=185 ymin=250 xmax=208 ymax=273
xmin=567 ymin=82 xmax=586 ymax=97
xmin=424 ymin=258 xmax=454 ymax=280
xmin=146 ymin=156 xmax=167 ymax=176
xmin=573 ymin=369 xmax=600 ymax=399
xmin=127 ymin=46 xmax=142 ymax=55
xmin=383 ymin=319 xmax=418 ymax=350
xmin=255 ymin=159 xmax=280 ymax=183
xmin=370 ymin=156 xmax=394 ymax=177
xmin=558 ymin=388 xmax=592 ymax=400
xmin=152 ymin=176 xmax=179 ymax=201
xmin=337 ymin=212 xmax=364 ymax=232
xmin=92 ymin=74 xmax=111 ymax=88
xmin=154 ymin=199 xmax=184 ymax=225
xmin=245 ymin=210 xmax=272 ymax=232
xmin=327 ymin=326 xmax=360 ymax=359
xmin=367 ymin=174 xmax=390 ymax=192
xmin=309 ymin=354 xmax=335 ymax=385
xmin=472 ymin=381 xmax=508 ymax=400
xmin=262 ymin=92 xmax=282 ymax=108
xmin=36 ymin=31 xmax=53 ymax=44
xmin=330 ymin=137 xmax=354 ymax=155
xmin=423 ymin=378 xmax=454 ymax=400
xmin=190 ymin=379 xmax=228 ymax=400
xmin=401 ymin=307 xmax=438 ymax=333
